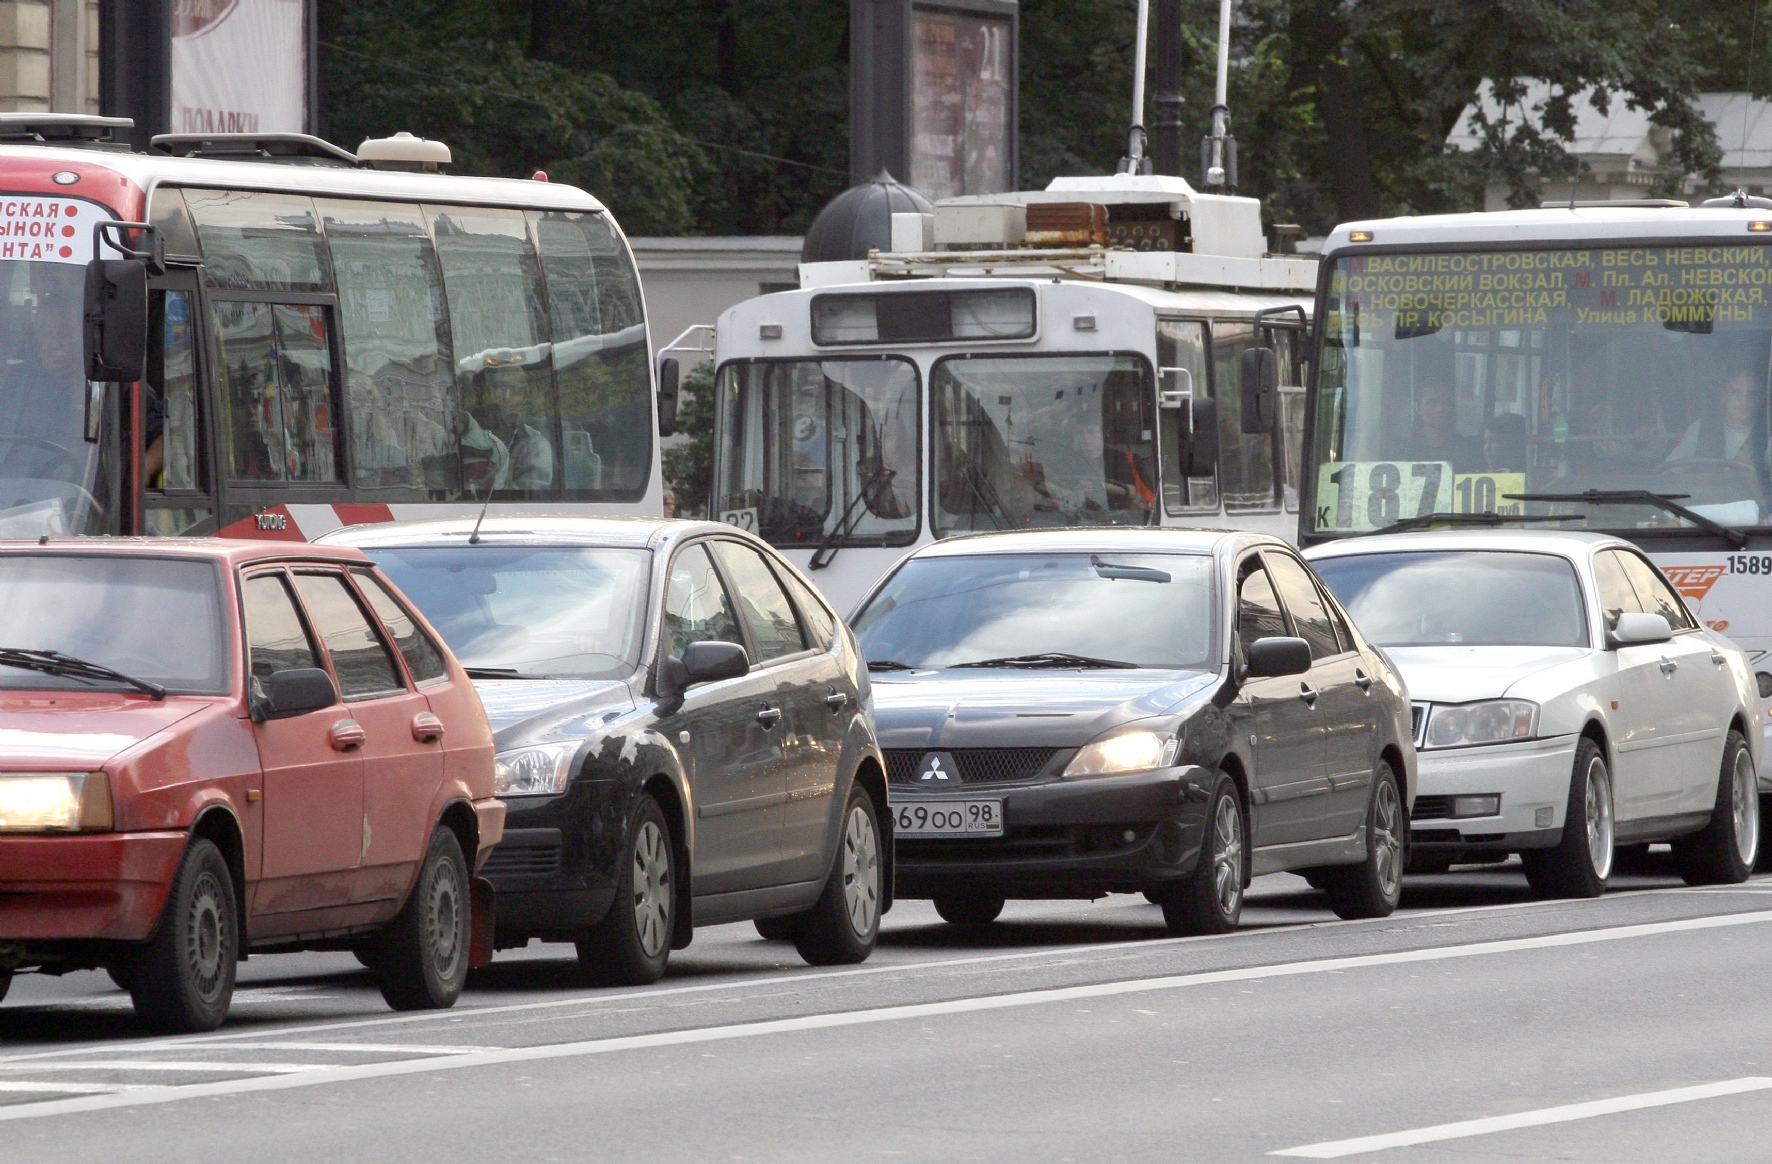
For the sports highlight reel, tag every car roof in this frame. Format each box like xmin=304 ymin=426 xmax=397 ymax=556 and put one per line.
xmin=318 ymin=514 xmax=754 ymax=552
xmin=1302 ymin=528 xmax=1630 ymax=562
xmin=904 ymin=527 xmax=1282 ymax=559
xmin=0 ymin=537 xmax=370 ymax=568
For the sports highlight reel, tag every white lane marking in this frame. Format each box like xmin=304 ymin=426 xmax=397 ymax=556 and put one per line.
xmin=0 ymin=909 xmax=1767 ymax=1124
xmin=178 ymin=1042 xmax=496 ymax=1056
xmin=1271 ymin=1077 xmax=1772 ymax=1157
xmin=0 ymin=1083 xmax=150 ymax=1094
xmin=0 ymin=1062 xmax=336 ymax=1075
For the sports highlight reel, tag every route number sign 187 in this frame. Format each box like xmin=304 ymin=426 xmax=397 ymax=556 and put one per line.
xmin=1314 ymin=461 xmax=1525 ymax=531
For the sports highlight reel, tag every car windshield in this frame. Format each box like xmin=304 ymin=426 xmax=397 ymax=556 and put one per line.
xmin=1311 ymin=550 xmax=1588 ymax=648
xmin=1311 ymin=245 xmax=1772 ymax=536
xmin=0 ymin=259 xmax=113 ymax=537
xmin=366 ymin=545 xmax=650 ymax=679
xmin=852 ymin=552 xmax=1214 ymax=669
xmin=0 ymin=555 xmax=228 ymax=693
xmin=933 ymin=354 xmax=1157 ymax=535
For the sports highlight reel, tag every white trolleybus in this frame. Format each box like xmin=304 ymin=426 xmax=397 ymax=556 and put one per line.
xmin=0 ymin=114 xmax=667 ymax=542
xmin=709 ymin=173 xmax=1319 ymax=613
xmin=1288 ymin=199 xmax=1772 ymax=780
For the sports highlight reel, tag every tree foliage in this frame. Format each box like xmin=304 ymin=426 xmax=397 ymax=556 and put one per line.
xmin=662 ymin=363 xmax=717 ymax=518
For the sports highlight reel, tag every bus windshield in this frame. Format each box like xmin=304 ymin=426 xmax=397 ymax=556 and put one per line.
xmin=0 ymin=260 xmax=110 ymax=537
xmin=714 ymin=357 xmax=919 ymax=549
xmin=933 ymin=353 xmax=1156 ymax=535
xmin=1310 ymin=244 xmax=1772 ymax=536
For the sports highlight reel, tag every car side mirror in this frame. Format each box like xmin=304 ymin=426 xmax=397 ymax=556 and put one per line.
xmin=1239 ymin=346 xmax=1278 ymax=434
xmin=84 ymin=257 xmax=148 ymax=382
xmin=1608 ymin=611 xmax=1672 ymax=648
xmin=1180 ymin=396 xmax=1218 ymax=476
xmin=666 ymin=640 xmax=750 ymax=691
xmin=258 ymin=668 xmax=338 ymax=721
xmin=1245 ymin=636 xmax=1312 ymax=678
xmin=657 ymin=357 xmax=680 ymax=438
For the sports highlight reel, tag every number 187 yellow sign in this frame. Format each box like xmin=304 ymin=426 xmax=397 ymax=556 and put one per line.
xmin=1314 ymin=461 xmax=1525 ymax=532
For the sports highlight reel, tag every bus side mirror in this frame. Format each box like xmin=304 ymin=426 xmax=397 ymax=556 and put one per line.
xmin=1181 ymin=397 xmax=1218 ymax=476
xmin=656 ymin=357 xmax=680 ymax=438
xmin=1240 ymin=346 xmax=1277 ymax=434
xmin=84 ymin=258 xmax=147 ymax=383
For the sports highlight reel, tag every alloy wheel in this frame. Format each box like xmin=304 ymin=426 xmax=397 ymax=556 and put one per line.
xmin=1585 ymin=756 xmax=1616 ymax=881
xmin=1212 ymin=793 xmax=1244 ymax=918
xmin=841 ymin=804 xmax=881 ymax=937
xmin=1732 ymin=748 xmax=1760 ymax=867
xmin=1373 ymin=776 xmax=1402 ymax=900
xmin=632 ymin=820 xmax=672 ymax=959
xmin=184 ymin=869 xmax=228 ymax=1000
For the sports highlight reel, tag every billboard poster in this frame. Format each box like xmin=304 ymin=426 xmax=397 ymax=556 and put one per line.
xmin=909 ymin=7 xmax=1012 ymax=200
xmin=170 ymin=0 xmax=307 ymax=135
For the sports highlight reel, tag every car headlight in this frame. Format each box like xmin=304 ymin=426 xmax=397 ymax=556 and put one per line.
xmin=1063 ymin=730 xmax=1179 ymax=779
xmin=493 ymin=744 xmax=579 ymax=796
xmin=1423 ymin=701 xmax=1537 ymax=749
xmin=0 ymin=772 xmax=112 ymax=832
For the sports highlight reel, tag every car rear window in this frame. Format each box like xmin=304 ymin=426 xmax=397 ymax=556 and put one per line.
xmin=1311 ymin=550 xmax=1588 ymax=648
xmin=0 ymin=555 xmax=229 ymax=694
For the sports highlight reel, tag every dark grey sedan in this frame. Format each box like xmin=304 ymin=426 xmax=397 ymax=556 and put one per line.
xmin=853 ymin=529 xmax=1416 ymax=933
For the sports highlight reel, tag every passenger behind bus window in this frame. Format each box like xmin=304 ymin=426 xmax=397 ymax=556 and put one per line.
xmin=1663 ymin=371 xmax=1769 ymax=469
xmin=1481 ymin=412 xmax=1527 ymax=473
xmin=1405 ymin=382 xmax=1481 ymax=469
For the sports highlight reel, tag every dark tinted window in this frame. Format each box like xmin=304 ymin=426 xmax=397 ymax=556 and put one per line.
xmin=1313 ymin=551 xmax=1588 ymax=648
xmin=294 ymin=572 xmax=403 ymax=698
xmin=186 ymin=190 xmax=329 ymax=292
xmin=1236 ymin=560 xmax=1289 ymax=656
xmin=357 ymin=571 xmax=449 ymax=684
xmin=711 ymin=541 xmax=806 ymax=661
xmin=1616 ymin=551 xmax=1698 ymax=630
xmin=244 ymin=573 xmax=319 ymax=685
xmin=1264 ymin=552 xmax=1341 ymax=660
xmin=664 ymin=544 xmax=744 ymax=662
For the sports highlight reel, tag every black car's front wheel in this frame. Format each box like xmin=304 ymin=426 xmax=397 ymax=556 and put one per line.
xmin=933 ymin=895 xmax=1005 ymax=925
xmin=1320 ymin=766 xmax=1405 ymax=920
xmin=793 ymin=785 xmax=883 ymax=966
xmin=1161 ymin=773 xmax=1245 ymax=936
xmin=579 ymin=795 xmax=677 ymax=985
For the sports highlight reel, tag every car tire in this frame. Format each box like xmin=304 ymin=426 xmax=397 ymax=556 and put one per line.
xmin=1142 ymin=889 xmax=1164 ymax=904
xmin=933 ymin=895 xmax=1005 ymax=925
xmin=1405 ymin=854 xmax=1453 ymax=876
xmin=105 ymin=964 xmax=133 ymax=992
xmin=351 ymin=946 xmax=380 ymax=971
xmin=793 ymin=786 xmax=883 ymax=967
xmin=126 ymin=837 xmax=237 ymax=1034
xmin=1321 ymin=766 xmax=1405 ymax=920
xmin=753 ymin=916 xmax=800 ymax=942
xmin=0 ymin=967 xmax=11 ymax=1004
xmin=1160 ymin=772 xmax=1244 ymax=936
xmin=1300 ymin=869 xmax=1334 ymax=891
xmin=1673 ymin=729 xmax=1760 ymax=886
xmin=373 ymin=827 xmax=470 ymax=1011
xmin=578 ymin=796 xmax=676 ymax=986
xmin=1522 ymin=738 xmax=1614 ymax=899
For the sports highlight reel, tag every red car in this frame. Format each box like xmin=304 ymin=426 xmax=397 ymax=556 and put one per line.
xmin=0 ymin=540 xmax=502 ymax=1032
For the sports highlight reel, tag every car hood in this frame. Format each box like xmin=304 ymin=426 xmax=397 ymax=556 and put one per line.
xmin=473 ymin=679 xmax=638 ymax=746
xmin=870 ymin=669 xmax=1218 ymax=750
xmin=1383 ymin=645 xmax=1590 ymax=703
xmin=0 ymin=693 xmax=210 ymax=768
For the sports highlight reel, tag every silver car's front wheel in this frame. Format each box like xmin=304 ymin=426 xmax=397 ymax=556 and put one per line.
xmin=1523 ymin=739 xmax=1613 ymax=899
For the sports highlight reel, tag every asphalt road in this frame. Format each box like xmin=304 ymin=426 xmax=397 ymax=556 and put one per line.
xmin=4 ymin=849 xmax=1772 ymax=1162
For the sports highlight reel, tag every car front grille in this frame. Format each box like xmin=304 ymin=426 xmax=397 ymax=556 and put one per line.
xmin=482 ymin=835 xmax=563 ymax=878
xmin=1411 ymin=795 xmax=1454 ymax=821
xmin=885 ymin=747 xmax=1066 ymax=785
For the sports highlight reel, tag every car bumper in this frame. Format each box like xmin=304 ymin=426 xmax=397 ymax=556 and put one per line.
xmin=1408 ymin=735 xmax=1577 ymax=852
xmin=482 ymin=781 xmax=626 ymax=941
xmin=0 ymin=831 xmax=187 ymax=942
xmin=890 ymin=766 xmax=1213 ymax=899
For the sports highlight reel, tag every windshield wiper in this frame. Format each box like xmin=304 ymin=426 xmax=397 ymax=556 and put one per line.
xmin=1365 ymin=511 xmax=1570 ymax=536
xmin=866 ymin=659 xmax=915 ymax=672
xmin=1091 ymin=555 xmax=1171 ymax=582
xmin=462 ymin=666 xmax=527 ymax=679
xmin=1505 ymin=490 xmax=1749 ymax=549
xmin=0 ymin=648 xmax=165 ymax=699
xmin=951 ymin=652 xmax=1138 ymax=670
xmin=809 ymin=465 xmax=899 ymax=572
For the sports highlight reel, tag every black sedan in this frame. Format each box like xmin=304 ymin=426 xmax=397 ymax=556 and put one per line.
xmin=852 ymin=529 xmax=1415 ymax=933
xmin=323 ymin=516 xmax=888 ymax=983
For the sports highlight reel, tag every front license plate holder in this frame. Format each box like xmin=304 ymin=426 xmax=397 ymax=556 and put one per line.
xmin=891 ymin=798 xmax=1004 ymax=838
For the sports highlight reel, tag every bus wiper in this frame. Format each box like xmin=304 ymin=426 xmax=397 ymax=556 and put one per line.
xmin=0 ymin=648 xmax=165 ymax=699
xmin=866 ymin=659 xmax=916 ymax=672
xmin=1366 ymin=511 xmax=1568 ymax=536
xmin=951 ymin=652 xmax=1138 ymax=670
xmin=1505 ymin=490 xmax=1749 ymax=549
xmin=810 ymin=465 xmax=898 ymax=572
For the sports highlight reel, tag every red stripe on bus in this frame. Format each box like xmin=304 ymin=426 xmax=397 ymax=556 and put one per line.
xmin=332 ymin=503 xmax=396 ymax=526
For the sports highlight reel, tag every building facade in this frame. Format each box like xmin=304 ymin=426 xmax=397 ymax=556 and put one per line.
xmin=0 ymin=0 xmax=99 ymax=114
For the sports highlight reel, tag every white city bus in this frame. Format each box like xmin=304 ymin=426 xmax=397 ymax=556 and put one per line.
xmin=0 ymin=115 xmax=664 ymax=542
xmin=710 ymin=174 xmax=1317 ymax=613
xmin=1291 ymin=201 xmax=1772 ymax=775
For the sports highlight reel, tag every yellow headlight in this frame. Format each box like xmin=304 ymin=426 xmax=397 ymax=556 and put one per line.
xmin=1063 ymin=730 xmax=1176 ymax=779
xmin=0 ymin=772 xmax=111 ymax=832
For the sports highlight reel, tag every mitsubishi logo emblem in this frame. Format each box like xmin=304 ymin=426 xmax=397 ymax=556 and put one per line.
xmin=917 ymin=751 xmax=958 ymax=782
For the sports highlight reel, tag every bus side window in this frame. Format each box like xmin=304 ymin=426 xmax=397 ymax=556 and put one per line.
xmin=214 ymin=302 xmax=342 ymax=483
xmin=1156 ymin=319 xmax=1214 ymax=514
xmin=1271 ymin=328 xmax=1304 ymax=513
xmin=1210 ymin=321 xmax=1278 ymax=512
xmin=426 ymin=205 xmax=555 ymax=499
xmin=531 ymin=210 xmax=651 ymax=502
xmin=319 ymin=200 xmax=459 ymax=496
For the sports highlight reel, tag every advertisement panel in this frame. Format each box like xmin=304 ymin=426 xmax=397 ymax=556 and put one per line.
xmin=909 ymin=7 xmax=1012 ymax=200
xmin=170 ymin=0 xmax=307 ymax=135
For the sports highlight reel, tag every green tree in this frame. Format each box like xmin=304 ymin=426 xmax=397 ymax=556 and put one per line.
xmin=662 ymin=363 xmax=717 ymax=518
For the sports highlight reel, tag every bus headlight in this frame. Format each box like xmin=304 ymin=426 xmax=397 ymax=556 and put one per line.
xmin=0 ymin=772 xmax=112 ymax=832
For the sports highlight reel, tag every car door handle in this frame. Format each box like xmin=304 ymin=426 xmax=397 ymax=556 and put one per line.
xmin=411 ymin=712 xmax=445 ymax=744
xmin=1299 ymin=684 xmax=1319 ymax=706
xmin=1660 ymin=659 xmax=1679 ymax=675
xmin=1354 ymin=670 xmax=1374 ymax=691
xmin=329 ymin=719 xmax=367 ymax=752
xmin=824 ymin=691 xmax=849 ymax=711
xmin=756 ymin=706 xmax=782 ymax=728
